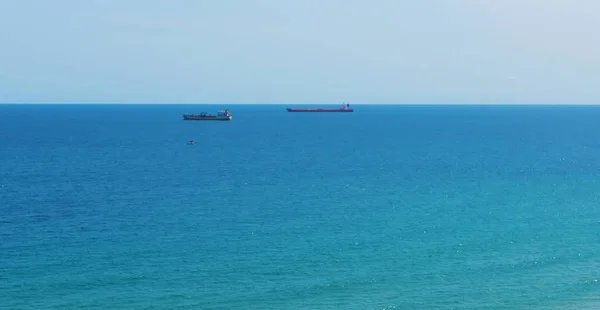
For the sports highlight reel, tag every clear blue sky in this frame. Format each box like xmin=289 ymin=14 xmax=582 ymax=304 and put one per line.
xmin=1 ymin=0 xmax=598 ymax=104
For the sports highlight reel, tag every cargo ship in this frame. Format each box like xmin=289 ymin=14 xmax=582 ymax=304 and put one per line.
xmin=286 ymin=103 xmax=353 ymax=112
xmin=183 ymin=109 xmax=232 ymax=121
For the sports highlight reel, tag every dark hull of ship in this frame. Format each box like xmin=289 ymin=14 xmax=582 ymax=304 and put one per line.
xmin=183 ymin=115 xmax=232 ymax=120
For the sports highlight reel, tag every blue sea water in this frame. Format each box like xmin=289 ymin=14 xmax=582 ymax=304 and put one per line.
xmin=2 ymin=103 xmax=600 ymax=309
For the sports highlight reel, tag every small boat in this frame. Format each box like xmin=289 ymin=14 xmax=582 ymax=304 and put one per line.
xmin=187 ymin=140 xmax=196 ymax=145
xmin=286 ymin=103 xmax=353 ymax=112
xmin=183 ymin=109 xmax=232 ymax=121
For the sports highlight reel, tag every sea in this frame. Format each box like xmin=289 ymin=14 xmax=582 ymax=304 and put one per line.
xmin=2 ymin=103 xmax=600 ymax=309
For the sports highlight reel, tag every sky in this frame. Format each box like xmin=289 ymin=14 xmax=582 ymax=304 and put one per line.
xmin=0 ymin=0 xmax=599 ymax=104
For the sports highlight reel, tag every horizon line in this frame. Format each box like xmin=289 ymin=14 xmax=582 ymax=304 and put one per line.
xmin=2 ymin=102 xmax=600 ymax=105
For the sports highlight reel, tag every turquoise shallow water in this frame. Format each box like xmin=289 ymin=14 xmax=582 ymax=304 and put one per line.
xmin=2 ymin=104 xmax=600 ymax=309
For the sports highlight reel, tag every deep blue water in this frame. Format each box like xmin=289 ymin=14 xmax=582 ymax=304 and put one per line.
xmin=2 ymin=104 xmax=600 ymax=309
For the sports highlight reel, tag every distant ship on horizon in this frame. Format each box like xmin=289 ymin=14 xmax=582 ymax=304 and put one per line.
xmin=183 ymin=109 xmax=232 ymax=120
xmin=286 ymin=103 xmax=353 ymax=113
